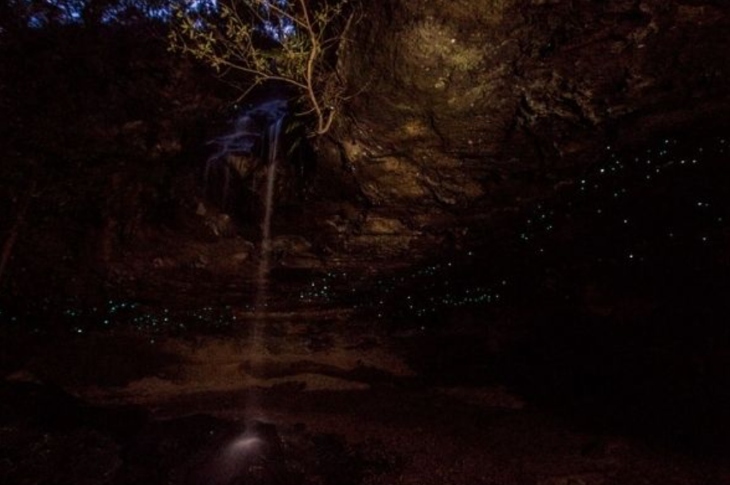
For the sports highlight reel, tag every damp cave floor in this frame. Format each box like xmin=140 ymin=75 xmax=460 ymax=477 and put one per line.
xmin=1 ymin=313 xmax=729 ymax=485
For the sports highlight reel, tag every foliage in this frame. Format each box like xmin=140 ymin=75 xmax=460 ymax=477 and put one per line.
xmin=169 ymin=0 xmax=357 ymax=137
xmin=1 ymin=0 xmax=176 ymax=29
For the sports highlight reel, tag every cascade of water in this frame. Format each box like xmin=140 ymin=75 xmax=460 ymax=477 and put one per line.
xmin=247 ymin=113 xmax=286 ymax=423
xmin=203 ymin=98 xmax=289 ymax=424
xmin=256 ymin=115 xmax=285 ymax=311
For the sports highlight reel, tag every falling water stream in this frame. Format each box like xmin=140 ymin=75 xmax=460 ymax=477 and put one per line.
xmin=206 ymin=99 xmax=289 ymax=426
xmin=257 ymin=115 xmax=285 ymax=304
xmin=247 ymin=115 xmax=285 ymax=420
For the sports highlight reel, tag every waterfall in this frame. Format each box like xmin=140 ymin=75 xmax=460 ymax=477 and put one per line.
xmin=203 ymin=98 xmax=289 ymax=423
xmin=247 ymin=112 xmax=286 ymax=423
xmin=203 ymin=97 xmax=290 ymax=425
xmin=255 ymin=115 xmax=285 ymax=313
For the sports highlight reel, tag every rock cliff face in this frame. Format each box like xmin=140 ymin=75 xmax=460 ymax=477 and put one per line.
xmin=1 ymin=3 xmax=728 ymax=314
xmin=326 ymin=0 xmax=728 ymax=219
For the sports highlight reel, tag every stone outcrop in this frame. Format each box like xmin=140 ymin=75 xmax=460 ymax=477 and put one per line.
xmin=326 ymin=0 xmax=728 ymax=217
xmin=1 ymin=3 xmax=728 ymax=310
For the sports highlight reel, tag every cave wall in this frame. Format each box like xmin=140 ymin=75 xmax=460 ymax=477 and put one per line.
xmin=2 ymin=2 xmax=729 ymax=308
xmin=333 ymin=0 xmax=729 ymax=212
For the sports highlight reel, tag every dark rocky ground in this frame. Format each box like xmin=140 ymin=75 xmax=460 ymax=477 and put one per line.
xmin=1 ymin=297 xmax=730 ymax=485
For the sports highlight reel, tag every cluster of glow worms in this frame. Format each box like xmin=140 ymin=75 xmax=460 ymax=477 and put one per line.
xmin=0 ymin=298 xmax=237 ymax=336
xmin=304 ymin=135 xmax=730 ymax=321
xmin=1 ymin=137 xmax=726 ymax=330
